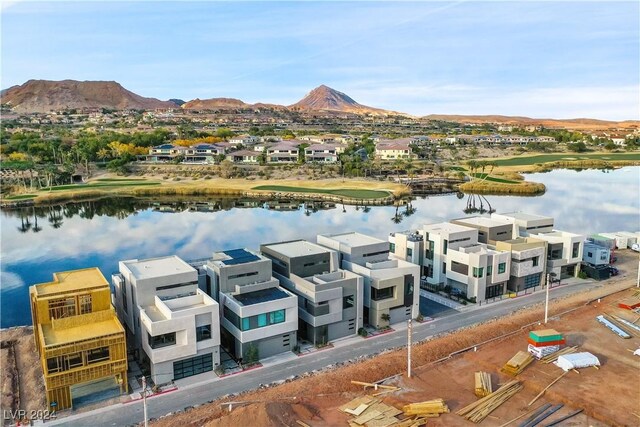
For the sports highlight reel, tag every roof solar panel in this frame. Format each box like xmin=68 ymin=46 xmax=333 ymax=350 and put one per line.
xmin=221 ymin=249 xmax=260 ymax=265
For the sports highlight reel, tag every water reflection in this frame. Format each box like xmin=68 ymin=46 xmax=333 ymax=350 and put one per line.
xmin=1 ymin=167 xmax=638 ymax=327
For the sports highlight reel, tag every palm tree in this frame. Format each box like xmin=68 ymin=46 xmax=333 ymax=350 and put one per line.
xmin=18 ymin=212 xmax=32 ymax=233
xmin=31 ymin=208 xmax=42 ymax=233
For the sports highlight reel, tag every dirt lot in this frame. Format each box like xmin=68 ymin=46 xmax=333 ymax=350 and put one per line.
xmin=0 ymin=326 xmax=46 ymax=425
xmin=152 ymin=251 xmax=639 ymax=427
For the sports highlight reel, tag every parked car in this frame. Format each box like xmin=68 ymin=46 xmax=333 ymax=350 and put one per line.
xmin=450 ymin=288 xmax=464 ymax=297
xmin=609 ymin=266 xmax=619 ymax=276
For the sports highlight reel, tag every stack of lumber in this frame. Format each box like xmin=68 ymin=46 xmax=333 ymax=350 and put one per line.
xmin=540 ymin=346 xmax=578 ymax=364
xmin=339 ymin=396 xmax=404 ymax=427
xmin=474 ymin=372 xmax=493 ymax=398
xmin=501 ymin=351 xmax=534 ymax=376
xmin=402 ymin=399 xmax=449 ymax=417
xmin=456 ymin=380 xmax=523 ymax=423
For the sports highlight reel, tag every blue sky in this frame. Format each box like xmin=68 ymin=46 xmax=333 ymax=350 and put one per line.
xmin=2 ymin=1 xmax=639 ymax=119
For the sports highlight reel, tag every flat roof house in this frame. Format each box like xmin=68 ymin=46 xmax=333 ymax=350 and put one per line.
xmin=390 ymin=223 xmax=511 ymax=303
xmin=203 ymin=249 xmax=298 ymax=361
xmin=113 ymin=256 xmax=220 ymax=385
xmin=451 ymin=216 xmax=514 ymax=244
xmin=532 ymin=231 xmax=584 ymax=279
xmin=30 ymin=268 xmax=127 ymax=410
xmin=491 ymin=212 xmax=554 ymax=237
xmin=260 ymin=240 xmax=363 ymax=345
xmin=494 ymin=237 xmax=548 ymax=292
xmin=317 ymin=232 xmax=420 ymax=328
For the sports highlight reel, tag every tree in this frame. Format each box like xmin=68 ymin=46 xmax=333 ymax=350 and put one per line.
xmin=567 ymin=141 xmax=588 ymax=153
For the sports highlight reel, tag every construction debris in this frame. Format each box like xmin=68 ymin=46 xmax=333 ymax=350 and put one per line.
xmin=596 ymin=315 xmax=631 ymax=338
xmin=402 ymin=399 xmax=449 ymax=417
xmin=501 ymin=351 xmax=534 ymax=376
xmin=618 ymin=297 xmax=640 ymax=310
xmin=474 ymin=372 xmax=493 ymax=397
xmin=543 ymin=408 xmax=584 ymax=426
xmin=609 ymin=314 xmax=640 ymax=335
xmin=520 ymin=403 xmax=564 ymax=427
xmin=351 ymin=381 xmax=401 ymax=392
xmin=528 ymin=371 xmax=568 ymax=406
xmin=555 ymin=352 xmax=600 ymax=372
xmin=540 ymin=346 xmax=578 ymax=364
xmin=527 ymin=329 xmax=565 ymax=359
xmin=456 ymin=380 xmax=523 ymax=423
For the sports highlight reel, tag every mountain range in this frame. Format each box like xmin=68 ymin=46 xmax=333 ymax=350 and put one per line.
xmin=1 ymin=79 xmax=637 ymax=130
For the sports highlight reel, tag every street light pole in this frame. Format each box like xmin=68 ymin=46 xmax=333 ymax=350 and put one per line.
xmin=142 ymin=376 xmax=148 ymax=427
xmin=407 ymin=319 xmax=412 ymax=378
xmin=544 ymin=273 xmax=550 ymax=324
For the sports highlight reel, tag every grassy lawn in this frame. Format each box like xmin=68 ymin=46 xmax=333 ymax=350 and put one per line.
xmin=470 ymin=173 xmax=519 ymax=184
xmin=448 ymin=166 xmax=467 ymax=171
xmin=42 ymin=182 xmax=160 ymax=191
xmin=3 ymin=194 xmax=37 ymax=200
xmin=490 ymin=152 xmax=640 ymax=166
xmin=94 ymin=178 xmax=149 ymax=182
xmin=253 ymin=185 xmax=390 ymax=199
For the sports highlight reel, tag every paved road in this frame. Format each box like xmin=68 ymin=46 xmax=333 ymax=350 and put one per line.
xmin=50 ymin=279 xmax=608 ymax=426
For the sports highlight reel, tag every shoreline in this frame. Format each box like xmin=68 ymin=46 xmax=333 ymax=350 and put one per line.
xmin=2 ymin=154 xmax=639 ymax=208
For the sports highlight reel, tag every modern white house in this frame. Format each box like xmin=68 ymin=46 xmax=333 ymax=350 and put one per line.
xmin=532 ymin=231 xmax=583 ymax=278
xmin=389 ymin=222 xmax=510 ymax=303
xmin=491 ymin=212 xmax=554 ymax=237
xmin=260 ymin=240 xmax=364 ymax=345
xmin=317 ymin=232 xmax=420 ymax=328
xmin=494 ymin=237 xmax=548 ymax=292
xmin=112 ymin=256 xmax=221 ymax=384
xmin=202 ymin=249 xmax=298 ymax=361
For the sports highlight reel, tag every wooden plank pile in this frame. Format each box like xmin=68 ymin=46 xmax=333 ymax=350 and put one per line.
xmin=540 ymin=346 xmax=578 ymax=364
xmin=402 ymin=399 xmax=449 ymax=418
xmin=339 ymin=396 xmax=404 ymax=427
xmin=456 ymin=380 xmax=523 ymax=423
xmin=339 ymin=396 xmax=448 ymax=426
xmin=501 ymin=351 xmax=534 ymax=376
xmin=474 ymin=372 xmax=493 ymax=397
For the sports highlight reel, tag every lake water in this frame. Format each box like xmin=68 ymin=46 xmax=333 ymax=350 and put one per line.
xmin=2 ymin=167 xmax=638 ymax=328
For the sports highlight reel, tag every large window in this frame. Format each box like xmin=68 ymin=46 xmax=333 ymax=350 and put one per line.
xmin=443 ymin=240 xmax=448 ymax=255
xmin=224 ymin=306 xmax=286 ymax=331
xmin=487 ymin=265 xmax=493 ymax=276
xmin=498 ymin=263 xmax=506 ymax=274
xmin=196 ymin=325 xmax=212 ymax=341
xmin=389 ymin=243 xmax=396 ymax=253
xmin=148 ymin=332 xmax=176 ymax=349
xmin=173 ymin=353 xmax=213 ymax=380
xmin=343 ymin=295 xmax=354 ymax=309
xmin=228 ymin=271 xmax=259 ymax=280
xmin=472 ymin=267 xmax=484 ymax=278
xmin=426 ymin=241 xmax=434 ymax=260
xmin=78 ymin=294 xmax=92 ymax=314
xmin=485 ymin=283 xmax=504 ymax=299
xmin=532 ymin=257 xmax=539 ymax=267
xmin=572 ymin=242 xmax=580 ymax=258
xmin=406 ymin=248 xmax=413 ymax=257
xmin=87 ymin=347 xmax=110 ymax=364
xmin=372 ymin=286 xmax=394 ymax=301
xmin=48 ymin=297 xmax=76 ymax=320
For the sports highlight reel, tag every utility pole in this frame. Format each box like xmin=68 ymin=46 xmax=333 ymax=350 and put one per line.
xmin=544 ymin=272 xmax=556 ymax=324
xmin=407 ymin=319 xmax=412 ymax=378
xmin=142 ymin=376 xmax=148 ymax=427
xmin=636 ymin=259 xmax=639 ymax=288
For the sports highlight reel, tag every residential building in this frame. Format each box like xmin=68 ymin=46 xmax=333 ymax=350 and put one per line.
xmin=146 ymin=144 xmax=188 ymax=162
xmin=390 ymin=223 xmax=510 ymax=302
xmin=227 ymin=149 xmax=260 ymax=164
xmin=375 ymin=139 xmax=416 ymax=160
xmin=532 ymin=231 xmax=583 ymax=278
xmin=451 ymin=216 xmax=514 ymax=244
xmin=202 ymin=249 xmax=298 ymax=360
xmin=260 ymin=240 xmax=364 ymax=345
xmin=304 ymin=144 xmax=339 ymax=163
xmin=113 ymin=256 xmax=220 ymax=385
xmin=494 ymin=238 xmax=548 ymax=292
xmin=184 ymin=144 xmax=224 ymax=164
xmin=582 ymin=242 xmax=611 ymax=266
xmin=491 ymin=212 xmax=554 ymax=237
xmin=30 ymin=268 xmax=127 ymax=410
xmin=267 ymin=141 xmax=299 ymax=163
xmin=388 ymin=230 xmax=424 ymax=266
xmin=317 ymin=232 xmax=419 ymax=328
xmin=229 ymin=134 xmax=259 ymax=145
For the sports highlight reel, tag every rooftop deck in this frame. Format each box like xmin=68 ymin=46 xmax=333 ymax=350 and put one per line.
xmin=121 ymin=255 xmax=196 ymax=280
xmin=42 ymin=311 xmax=124 ymax=347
